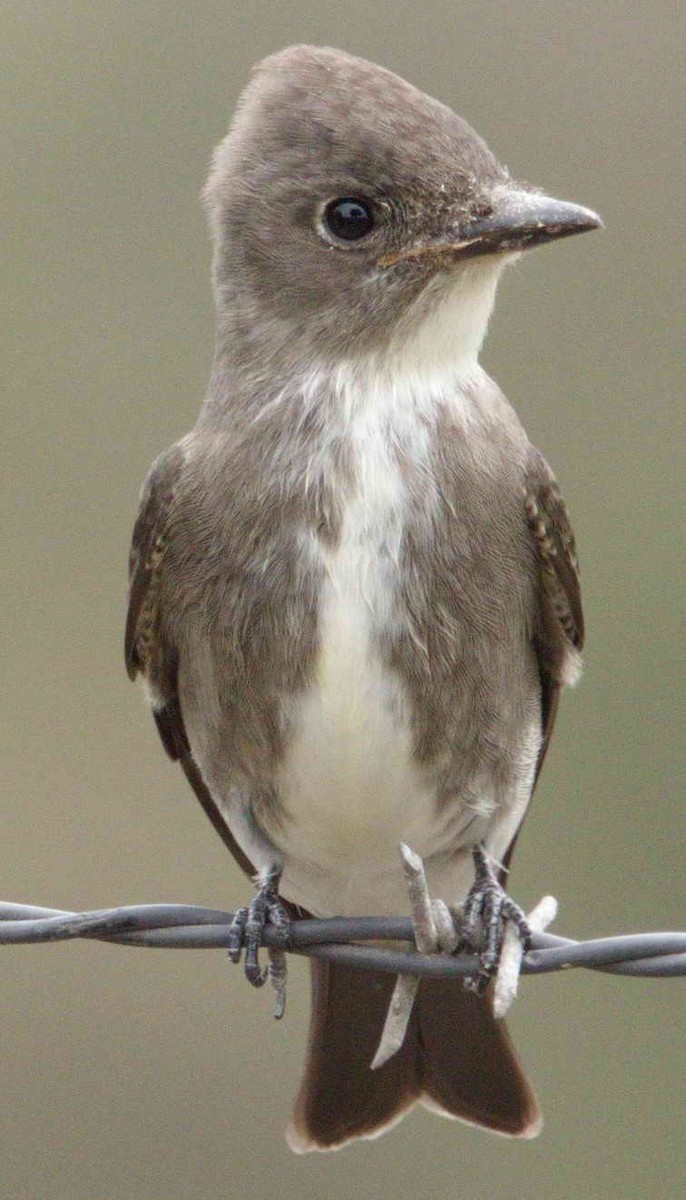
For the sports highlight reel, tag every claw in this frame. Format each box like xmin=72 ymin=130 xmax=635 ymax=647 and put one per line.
xmin=226 ymin=872 xmax=292 ymax=1010
xmin=227 ymin=906 xmax=249 ymax=965
xmin=268 ymin=948 xmax=288 ymax=1020
xmin=459 ymin=844 xmax=532 ymax=993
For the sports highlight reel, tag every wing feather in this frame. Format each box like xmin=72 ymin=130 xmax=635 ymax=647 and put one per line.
xmin=525 ymin=447 xmax=584 ymax=782
xmin=125 ymin=442 xmax=255 ymax=877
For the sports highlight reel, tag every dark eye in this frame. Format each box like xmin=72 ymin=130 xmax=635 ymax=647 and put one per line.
xmin=322 ymin=197 xmax=375 ymax=242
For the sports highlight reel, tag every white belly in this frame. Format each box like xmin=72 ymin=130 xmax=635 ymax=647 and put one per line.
xmin=279 ymin=542 xmax=437 ymax=866
xmin=276 ymin=372 xmax=459 ymax=914
xmin=277 ymin=549 xmax=452 ymax=914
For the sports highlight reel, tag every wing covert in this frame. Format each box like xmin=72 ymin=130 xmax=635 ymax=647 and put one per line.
xmin=524 ymin=447 xmax=584 ymax=780
xmin=124 ymin=440 xmax=257 ymax=876
xmin=125 ymin=442 xmax=186 ymax=682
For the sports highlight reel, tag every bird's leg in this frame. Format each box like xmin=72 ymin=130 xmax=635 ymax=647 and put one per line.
xmin=458 ymin=844 xmax=532 ymax=994
xmin=227 ymin=868 xmax=291 ymax=1015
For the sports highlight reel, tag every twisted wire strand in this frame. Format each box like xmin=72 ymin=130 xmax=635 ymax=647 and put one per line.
xmin=0 ymin=901 xmax=684 ymax=978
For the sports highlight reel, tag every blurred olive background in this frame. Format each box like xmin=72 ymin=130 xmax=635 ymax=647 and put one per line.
xmin=2 ymin=3 xmax=683 ymax=1197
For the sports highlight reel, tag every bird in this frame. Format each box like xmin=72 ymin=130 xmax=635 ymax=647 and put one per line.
xmin=125 ymin=45 xmax=599 ymax=1153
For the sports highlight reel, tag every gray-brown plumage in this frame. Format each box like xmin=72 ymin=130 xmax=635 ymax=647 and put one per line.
xmin=125 ymin=45 xmax=598 ymax=1151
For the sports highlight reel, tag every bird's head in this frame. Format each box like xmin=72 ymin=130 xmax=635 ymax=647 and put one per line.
xmin=205 ymin=45 xmax=601 ymax=374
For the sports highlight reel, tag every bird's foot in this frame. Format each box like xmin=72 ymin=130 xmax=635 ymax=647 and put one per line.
xmin=458 ymin=844 xmax=532 ymax=994
xmin=227 ymin=872 xmax=291 ymax=1018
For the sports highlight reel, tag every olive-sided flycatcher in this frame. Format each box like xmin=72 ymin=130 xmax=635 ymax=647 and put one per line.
xmin=125 ymin=45 xmax=600 ymax=1152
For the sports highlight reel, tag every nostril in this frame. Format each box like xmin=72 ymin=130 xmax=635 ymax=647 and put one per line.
xmin=471 ymin=198 xmax=495 ymax=220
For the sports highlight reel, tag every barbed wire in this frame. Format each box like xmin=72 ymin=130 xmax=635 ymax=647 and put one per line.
xmin=1 ymin=900 xmax=684 ymax=978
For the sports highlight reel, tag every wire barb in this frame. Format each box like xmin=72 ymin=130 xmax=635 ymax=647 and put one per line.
xmin=493 ymin=894 xmax=558 ymax=1018
xmin=372 ymin=844 xmax=464 ymax=1069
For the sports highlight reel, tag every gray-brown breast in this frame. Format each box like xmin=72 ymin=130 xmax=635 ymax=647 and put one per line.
xmin=385 ymin=381 xmax=541 ymax=804
xmin=156 ymin=398 xmax=344 ymax=813
xmin=161 ymin=381 xmax=535 ymax=808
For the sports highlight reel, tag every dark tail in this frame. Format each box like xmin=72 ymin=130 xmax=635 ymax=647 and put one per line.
xmin=286 ymin=960 xmax=541 ymax=1153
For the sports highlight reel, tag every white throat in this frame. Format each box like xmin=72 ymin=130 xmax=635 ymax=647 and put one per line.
xmin=373 ymin=256 xmax=506 ymax=386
